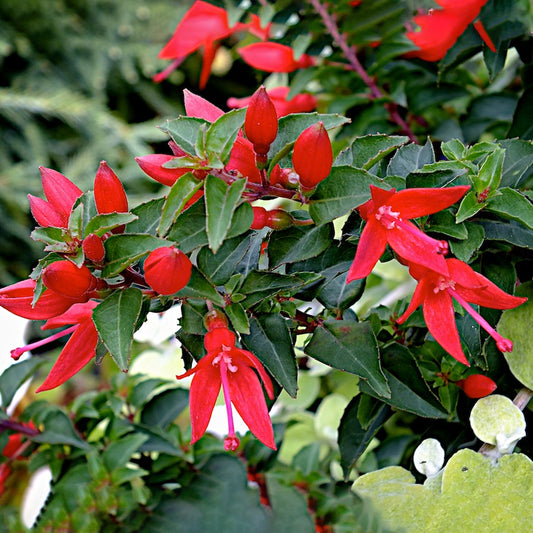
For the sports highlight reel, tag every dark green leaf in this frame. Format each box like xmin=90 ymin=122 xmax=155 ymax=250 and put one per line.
xmin=449 ymin=222 xmax=485 ymax=263
xmin=242 ymin=315 xmax=297 ymax=397
xmin=305 ymin=321 xmax=390 ymax=398
xmin=0 ymin=357 xmax=44 ymax=408
xmin=387 ymin=139 xmax=435 ymax=178
xmin=225 ymin=302 xmax=250 ymax=334
xmin=93 ymin=287 xmax=143 ymax=372
xmin=427 ymin=209 xmax=468 ymax=240
xmin=486 ymin=187 xmax=533 ymax=229
xmin=140 ymin=387 xmax=189 ymax=429
xmin=161 ymin=116 xmax=209 ymax=156
xmin=175 ymin=267 xmax=225 ymax=306
xmin=31 ymin=408 xmax=90 ymax=449
xmin=456 ymin=191 xmax=487 ymax=224
xmin=102 ymin=433 xmax=149 ymax=471
xmin=499 ymin=139 xmax=533 ymax=187
xmin=84 ymin=212 xmax=138 ymax=237
xmin=30 ymin=226 xmax=67 ymax=248
xmin=478 ymin=219 xmax=533 ymax=249
xmin=205 ymin=108 xmax=246 ymax=165
xmin=127 ymin=198 xmax=166 ymax=236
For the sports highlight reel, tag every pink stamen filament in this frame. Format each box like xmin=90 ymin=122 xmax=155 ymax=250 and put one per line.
xmin=10 ymin=325 xmax=78 ymax=360
xmin=217 ymin=355 xmax=240 ymax=451
xmin=376 ymin=206 xmax=448 ymax=254
xmin=448 ymin=289 xmax=513 ymax=352
xmin=153 ymin=58 xmax=184 ymax=83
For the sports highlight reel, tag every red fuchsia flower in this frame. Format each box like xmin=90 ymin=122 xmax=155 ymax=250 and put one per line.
xmin=292 ymin=122 xmax=333 ymax=191
xmin=10 ymin=301 xmax=99 ymax=392
xmin=177 ymin=325 xmax=276 ymax=451
xmin=456 ymin=374 xmax=497 ymax=398
xmin=94 ymin=161 xmax=129 ymax=215
xmin=41 ymin=260 xmax=101 ymax=302
xmin=154 ymin=0 xmax=250 ymax=88
xmin=239 ymin=42 xmax=315 ymax=73
xmin=228 ymin=86 xmax=317 ymax=117
xmin=82 ymin=233 xmax=106 ymax=263
xmin=0 ymin=279 xmax=78 ymax=320
xmin=244 ymin=86 xmax=278 ymax=162
xmin=143 ymin=246 xmax=192 ymax=295
xmin=28 ymin=167 xmax=83 ymax=228
xmin=226 ymin=137 xmax=262 ymax=184
xmin=346 ymin=184 xmax=470 ymax=282
xmin=406 ymin=0 xmax=491 ymax=61
xmin=396 ymin=258 xmax=527 ymax=366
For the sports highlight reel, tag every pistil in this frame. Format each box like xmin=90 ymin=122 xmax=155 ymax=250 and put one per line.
xmin=10 ymin=325 xmax=78 ymax=360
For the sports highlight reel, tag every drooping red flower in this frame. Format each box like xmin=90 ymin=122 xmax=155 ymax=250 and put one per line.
xmin=396 ymin=258 xmax=527 ymax=365
xmin=143 ymin=246 xmax=192 ymax=295
xmin=406 ymin=0 xmax=491 ymax=61
xmin=154 ymin=0 xmax=247 ymax=88
xmin=228 ymin=86 xmax=317 ymax=117
xmin=28 ymin=167 xmax=83 ymax=228
xmin=9 ymin=301 xmax=99 ymax=392
xmin=177 ymin=325 xmax=276 ymax=450
xmin=346 ymin=184 xmax=470 ymax=282
xmin=239 ymin=42 xmax=315 ymax=72
xmin=0 ymin=279 xmax=78 ymax=320
xmin=292 ymin=122 xmax=333 ymax=191
xmin=94 ymin=161 xmax=129 ymax=215
xmin=456 ymin=374 xmax=497 ymax=398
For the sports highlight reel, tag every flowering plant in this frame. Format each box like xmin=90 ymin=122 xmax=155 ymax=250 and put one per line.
xmin=1 ymin=1 xmax=533 ymax=531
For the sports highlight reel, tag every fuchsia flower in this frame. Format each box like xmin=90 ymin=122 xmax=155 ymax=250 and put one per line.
xmin=396 ymin=258 xmax=527 ymax=366
xmin=143 ymin=246 xmax=192 ymax=295
xmin=239 ymin=42 xmax=315 ymax=73
xmin=228 ymin=86 xmax=317 ymax=117
xmin=10 ymin=301 xmax=99 ymax=392
xmin=28 ymin=167 xmax=83 ymax=228
xmin=177 ymin=325 xmax=276 ymax=451
xmin=347 ymin=185 xmax=470 ymax=282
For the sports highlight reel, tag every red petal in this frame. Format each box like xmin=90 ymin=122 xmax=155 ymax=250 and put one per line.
xmin=423 ymin=290 xmax=469 ymax=365
xmin=454 ymin=275 xmax=527 ymax=310
xmin=35 ymin=320 xmax=98 ymax=392
xmin=199 ymin=41 xmax=218 ymax=90
xmin=136 ymin=154 xmax=189 ymax=186
xmin=233 ymin=349 xmax=274 ymax=399
xmin=369 ymin=185 xmax=396 ymax=208
xmin=183 ymin=89 xmax=224 ymax=122
xmin=239 ymin=42 xmax=312 ymax=73
xmin=473 ymin=20 xmax=497 ymax=52
xmin=42 ymin=301 xmax=98 ymax=329
xmin=388 ymin=186 xmax=470 ymax=219
xmin=346 ymin=218 xmax=388 ymax=282
xmin=94 ymin=161 xmax=128 ymax=214
xmin=446 ymin=258 xmax=488 ymax=289
xmin=229 ymin=365 xmax=276 ymax=449
xmin=226 ymin=137 xmax=261 ymax=184
xmin=396 ymin=276 xmax=433 ymax=324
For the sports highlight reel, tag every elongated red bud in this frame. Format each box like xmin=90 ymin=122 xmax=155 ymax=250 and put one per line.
xmin=457 ymin=374 xmax=497 ymax=399
xmin=204 ymin=326 xmax=236 ymax=352
xmin=292 ymin=122 xmax=333 ymax=190
xmin=251 ymin=206 xmax=269 ymax=230
xmin=42 ymin=260 xmax=96 ymax=300
xmin=94 ymin=161 xmax=128 ymax=214
xmin=82 ymin=233 xmax=106 ymax=263
xmin=143 ymin=247 xmax=192 ymax=295
xmin=204 ymin=309 xmax=229 ymax=331
xmin=136 ymin=154 xmax=190 ymax=187
xmin=244 ymin=86 xmax=278 ymax=162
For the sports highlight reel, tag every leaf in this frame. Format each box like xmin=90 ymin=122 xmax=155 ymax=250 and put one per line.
xmin=308 ymin=166 xmax=380 ymax=225
xmin=486 ymin=187 xmax=533 ymax=229
xmin=386 ymin=139 xmax=435 ymax=178
xmin=338 ymin=397 xmax=390 ymax=479
xmin=478 ymin=219 xmax=533 ymax=249
xmin=140 ymin=387 xmax=190 ymax=429
xmin=498 ymin=139 xmax=533 ymax=188
xmin=305 ymin=321 xmax=390 ymax=398
xmin=144 ymin=454 xmax=271 ymax=533
xmin=92 ymin=287 xmax=143 ymax=372
xmin=353 ymin=449 xmax=533 ymax=532
xmin=508 ymin=86 xmax=533 ymax=140
xmin=427 ymin=209 xmax=468 ymax=240
xmin=449 ymin=222 xmax=485 ymax=263
xmin=475 ymin=147 xmax=504 ymax=193
xmin=175 ymin=267 xmax=225 ymax=306
xmin=0 ymin=357 xmax=45 ymax=408
xmin=205 ymin=108 xmax=246 ymax=165
xmin=455 ymin=191 xmax=487 ymax=224
xmin=161 ymin=116 xmax=209 ymax=156
xmin=158 ymin=173 xmax=203 ymax=237
xmin=205 ymin=175 xmax=247 ymax=253
xmin=127 ymin=198 xmax=166 ymax=236
xmin=84 ymin=212 xmax=138 ymax=237
xmin=242 ymin=315 xmax=298 ymax=397
xmin=102 ymin=234 xmax=171 ymax=277
xmin=225 ymin=302 xmax=250 ymax=334
xmin=267 ymin=224 xmax=333 ymax=266
xmin=31 ymin=407 xmax=90 ymax=450
xmin=102 ymin=433 xmax=149 ymax=471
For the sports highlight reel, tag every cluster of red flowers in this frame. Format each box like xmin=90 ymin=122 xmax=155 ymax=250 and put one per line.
xmin=406 ymin=0 xmax=496 ymax=61
xmin=347 ymin=184 xmax=526 ymax=366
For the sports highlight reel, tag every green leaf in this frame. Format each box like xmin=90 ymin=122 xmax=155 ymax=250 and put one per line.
xmin=30 ymin=226 xmax=67 ymax=248
xmin=267 ymin=224 xmax=333 ymax=266
xmin=161 ymin=116 xmax=209 ymax=156
xmin=498 ymin=139 xmax=533 ymax=188
xmin=225 ymin=302 xmax=250 ymax=334
xmin=102 ymin=234 xmax=171 ymax=277
xmin=427 ymin=209 xmax=468 ymax=240
xmin=205 ymin=175 xmax=247 ymax=253
xmin=387 ymin=139 xmax=435 ymax=178
xmin=84 ymin=212 xmax=138 ymax=237
xmin=478 ymin=219 xmax=533 ymax=249
xmin=305 ymin=320 xmax=390 ymax=398
xmin=102 ymin=433 xmax=149 ymax=471
xmin=31 ymin=407 xmax=90 ymax=450
xmin=93 ymin=287 xmax=143 ymax=372
xmin=441 ymin=139 xmax=466 ymax=160
xmin=338 ymin=397 xmax=390 ymax=479
xmin=126 ymin=198 xmax=166 ymax=236
xmin=145 ymin=455 xmax=271 ymax=533
xmin=449 ymin=222 xmax=485 ymax=263
xmin=140 ymin=387 xmax=190 ymax=429
xmin=475 ymin=147 xmax=504 ymax=193
xmin=0 ymin=358 xmax=45 ymax=408
xmin=486 ymin=187 xmax=533 ymax=229
xmin=205 ymin=108 xmax=246 ymax=165
xmin=508 ymin=86 xmax=533 ymax=140
xmin=456 ymin=191 xmax=487 ymax=224
xmin=308 ymin=166 xmax=380 ymax=225
xmin=242 ymin=315 xmax=298 ymax=397
xmin=158 ymin=173 xmax=203 ymax=237
xmin=175 ymin=267 xmax=225 ymax=306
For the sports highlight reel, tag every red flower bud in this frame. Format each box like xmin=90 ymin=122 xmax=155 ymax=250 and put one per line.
xmin=204 ymin=326 xmax=236 ymax=352
xmin=244 ymin=86 xmax=278 ymax=157
xmin=82 ymin=233 xmax=106 ymax=263
xmin=136 ymin=154 xmax=190 ymax=187
xmin=203 ymin=309 xmax=229 ymax=331
xmin=267 ymin=209 xmax=293 ymax=230
xmin=42 ymin=261 xmax=97 ymax=300
xmin=143 ymin=247 xmax=192 ymax=295
xmin=251 ymin=206 xmax=269 ymax=230
xmin=94 ymin=161 xmax=128 ymax=214
xmin=457 ymin=374 xmax=497 ymax=399
xmin=292 ymin=122 xmax=333 ymax=190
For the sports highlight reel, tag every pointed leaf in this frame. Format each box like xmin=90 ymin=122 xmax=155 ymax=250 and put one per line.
xmin=0 ymin=358 xmax=45 ymax=408
xmin=102 ymin=433 xmax=149 ymax=471
xmin=175 ymin=267 xmax=225 ymax=306
xmin=161 ymin=116 xmax=209 ymax=156
xmin=205 ymin=108 xmax=246 ymax=165
xmin=84 ymin=213 xmax=138 ymax=237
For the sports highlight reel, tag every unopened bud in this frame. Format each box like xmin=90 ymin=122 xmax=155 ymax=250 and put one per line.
xmin=267 ymin=209 xmax=293 ymax=230
xmin=42 ymin=260 xmax=96 ymax=300
xmin=457 ymin=374 xmax=497 ymax=399
xmin=143 ymin=246 xmax=192 ymax=295
xmin=251 ymin=206 xmax=269 ymax=230
xmin=204 ymin=309 xmax=229 ymax=331
xmin=94 ymin=161 xmax=128 ymax=215
xmin=82 ymin=233 xmax=105 ymax=263
xmin=292 ymin=122 xmax=333 ymax=190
